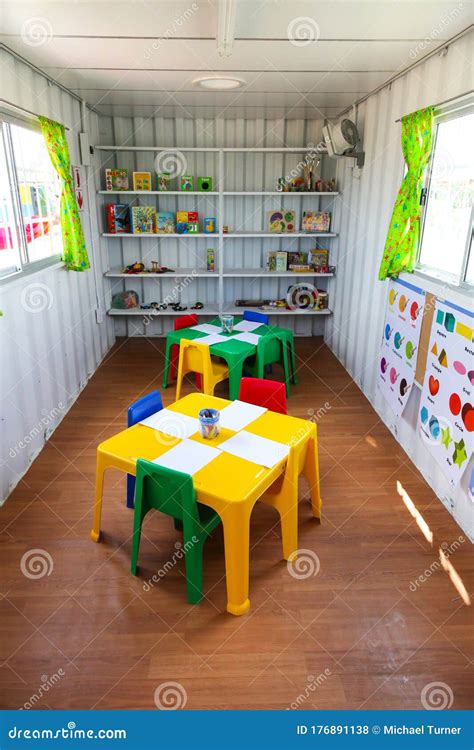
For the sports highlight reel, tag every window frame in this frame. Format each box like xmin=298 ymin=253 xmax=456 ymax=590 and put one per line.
xmin=416 ymin=98 xmax=473 ymax=290
xmin=0 ymin=113 xmax=63 ymax=283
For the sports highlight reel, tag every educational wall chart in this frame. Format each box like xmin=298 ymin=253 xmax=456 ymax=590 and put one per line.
xmin=378 ymin=279 xmax=425 ymax=419
xmin=418 ymin=299 xmax=473 ymax=487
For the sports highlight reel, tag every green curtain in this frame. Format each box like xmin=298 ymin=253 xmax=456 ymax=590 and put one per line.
xmin=39 ymin=116 xmax=90 ymax=271
xmin=378 ymin=106 xmax=434 ymax=280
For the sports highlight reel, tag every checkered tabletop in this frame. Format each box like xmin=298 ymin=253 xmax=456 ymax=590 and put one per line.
xmin=139 ymin=400 xmax=289 ymax=474
xmin=190 ymin=320 xmax=262 ymax=347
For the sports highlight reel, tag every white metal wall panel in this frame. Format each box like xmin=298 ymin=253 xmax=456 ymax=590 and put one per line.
xmin=325 ymin=32 xmax=474 ymax=539
xmin=0 ymin=48 xmax=114 ymax=505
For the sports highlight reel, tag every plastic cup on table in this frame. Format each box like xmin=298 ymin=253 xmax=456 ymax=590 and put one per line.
xmin=220 ymin=314 xmax=234 ymax=334
xmin=199 ymin=408 xmax=221 ymax=439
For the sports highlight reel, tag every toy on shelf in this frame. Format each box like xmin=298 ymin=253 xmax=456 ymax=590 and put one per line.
xmin=204 ymin=217 xmax=216 ymax=233
xmin=198 ymin=176 xmax=213 ymax=192
xmin=123 ymin=262 xmax=145 ymax=274
xmin=302 ymin=211 xmax=331 ymax=232
xmin=106 ymin=204 xmax=131 ymax=233
xmin=207 ymin=249 xmax=215 ymax=271
xmin=157 ymin=211 xmax=175 ymax=233
xmin=188 ymin=222 xmax=200 ymax=234
xmin=105 ymin=168 xmax=128 ymax=191
xmin=268 ymin=210 xmax=295 ymax=233
xmin=181 ymin=175 xmax=194 ymax=191
xmin=132 ymin=171 xmax=152 ymax=191
xmin=112 ymin=290 xmax=139 ymax=309
xmin=223 ymin=225 xmax=229 ymax=233
xmin=157 ymin=172 xmax=171 ymax=191
xmin=131 ymin=206 xmax=156 ymax=234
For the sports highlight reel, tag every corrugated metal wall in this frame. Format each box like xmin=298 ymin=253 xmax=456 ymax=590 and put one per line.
xmin=98 ymin=115 xmax=336 ymax=337
xmin=0 ymin=47 xmax=114 ymax=504
xmin=325 ymin=31 xmax=473 ymax=539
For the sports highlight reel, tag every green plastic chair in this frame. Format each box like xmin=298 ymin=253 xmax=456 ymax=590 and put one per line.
xmin=131 ymin=459 xmax=221 ymax=604
xmin=247 ymin=332 xmax=291 ymax=397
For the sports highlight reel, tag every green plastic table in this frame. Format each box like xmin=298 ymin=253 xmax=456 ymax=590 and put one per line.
xmin=162 ymin=316 xmax=297 ymax=400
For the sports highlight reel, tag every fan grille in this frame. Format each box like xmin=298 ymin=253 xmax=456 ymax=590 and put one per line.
xmin=340 ymin=119 xmax=358 ymax=146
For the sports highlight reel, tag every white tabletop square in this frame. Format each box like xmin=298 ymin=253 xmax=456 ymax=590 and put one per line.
xmin=191 ymin=323 xmax=222 ymax=334
xmin=232 ymin=332 xmax=261 ymax=345
xmin=219 ymin=400 xmax=267 ymax=431
xmin=233 ymin=320 xmax=262 ymax=332
xmin=140 ymin=408 xmax=200 ymax=438
xmin=218 ymin=430 xmax=289 ymax=468
xmin=152 ymin=439 xmax=220 ymax=475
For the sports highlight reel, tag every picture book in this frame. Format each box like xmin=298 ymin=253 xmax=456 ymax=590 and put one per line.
xmin=276 ymin=251 xmax=288 ymax=271
xmin=106 ymin=204 xmax=131 ymax=234
xmin=105 ymin=168 xmax=128 ymax=191
xmin=131 ymin=206 xmax=156 ymax=234
xmin=267 ymin=210 xmax=296 ymax=233
xmin=302 ymin=211 xmax=331 ymax=232
xmin=308 ymin=249 xmax=329 ymax=269
xmin=266 ymin=251 xmax=277 ymax=271
xmin=132 ymin=172 xmax=152 ymax=191
xmin=156 ymin=211 xmax=175 ymax=233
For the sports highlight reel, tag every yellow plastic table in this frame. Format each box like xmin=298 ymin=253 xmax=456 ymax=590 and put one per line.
xmin=90 ymin=393 xmax=322 ymax=615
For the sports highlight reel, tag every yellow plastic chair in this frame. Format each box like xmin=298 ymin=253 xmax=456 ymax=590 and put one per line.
xmin=176 ymin=340 xmax=229 ymax=399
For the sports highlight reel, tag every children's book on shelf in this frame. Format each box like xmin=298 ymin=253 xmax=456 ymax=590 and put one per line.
xmin=176 ymin=211 xmax=199 ymax=223
xmin=131 ymin=206 xmax=156 ymax=234
xmin=132 ymin=171 xmax=152 ymax=191
xmin=106 ymin=204 xmax=131 ymax=234
xmin=181 ymin=175 xmax=194 ymax=191
xmin=157 ymin=172 xmax=171 ymax=191
xmin=308 ymin=248 xmax=329 ymax=269
xmin=276 ymin=251 xmax=288 ymax=271
xmin=266 ymin=251 xmax=277 ymax=271
xmin=105 ymin=169 xmax=128 ymax=191
xmin=156 ymin=211 xmax=175 ymax=233
xmin=302 ymin=211 xmax=331 ymax=232
xmin=267 ymin=210 xmax=296 ymax=233
xmin=207 ymin=249 xmax=215 ymax=271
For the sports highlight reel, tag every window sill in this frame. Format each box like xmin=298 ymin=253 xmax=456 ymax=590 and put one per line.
xmin=0 ymin=255 xmax=64 ymax=287
xmin=401 ymin=269 xmax=473 ymax=308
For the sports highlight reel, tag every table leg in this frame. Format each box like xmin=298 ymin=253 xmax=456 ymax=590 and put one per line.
xmin=260 ymin=449 xmax=299 ymax=560
xmin=303 ymin=430 xmax=322 ymax=519
xmin=221 ymin=504 xmax=252 ymax=616
xmin=226 ymin=356 xmax=245 ymax=401
xmin=162 ymin=337 xmax=173 ymax=389
xmin=90 ymin=453 xmax=107 ymax=542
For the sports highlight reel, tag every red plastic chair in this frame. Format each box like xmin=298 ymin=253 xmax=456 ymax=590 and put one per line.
xmin=239 ymin=377 xmax=287 ymax=414
xmin=170 ymin=314 xmax=201 ymax=388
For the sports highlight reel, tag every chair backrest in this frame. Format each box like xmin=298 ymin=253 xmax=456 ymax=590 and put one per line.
xmin=128 ymin=390 xmax=163 ymax=427
xmin=179 ymin=339 xmax=211 ymax=375
xmin=243 ymin=310 xmax=269 ymax=325
xmin=135 ymin=459 xmax=200 ymax=525
xmin=174 ymin=314 xmax=198 ymax=332
xmin=239 ymin=377 xmax=287 ymax=414
xmin=258 ymin=331 xmax=284 ymax=364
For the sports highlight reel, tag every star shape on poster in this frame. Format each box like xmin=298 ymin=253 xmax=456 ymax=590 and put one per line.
xmin=441 ymin=426 xmax=452 ymax=449
xmin=452 ymin=439 xmax=467 ymax=468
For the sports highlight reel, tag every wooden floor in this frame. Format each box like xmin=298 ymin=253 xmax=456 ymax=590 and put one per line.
xmin=1 ymin=337 xmax=472 ymax=710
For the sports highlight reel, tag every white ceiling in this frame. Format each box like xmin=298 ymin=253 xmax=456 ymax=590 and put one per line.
xmin=1 ymin=0 xmax=471 ymax=119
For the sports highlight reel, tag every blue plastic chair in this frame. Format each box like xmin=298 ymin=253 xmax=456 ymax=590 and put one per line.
xmin=126 ymin=390 xmax=163 ymax=508
xmin=243 ymin=310 xmax=269 ymax=325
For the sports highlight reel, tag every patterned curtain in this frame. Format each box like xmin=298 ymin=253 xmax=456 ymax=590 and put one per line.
xmin=39 ymin=116 xmax=90 ymax=271
xmin=378 ymin=106 xmax=434 ymax=280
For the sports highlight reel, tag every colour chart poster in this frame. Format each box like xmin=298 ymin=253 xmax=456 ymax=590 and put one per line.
xmin=378 ymin=279 xmax=425 ymax=419
xmin=418 ymin=299 xmax=473 ymax=487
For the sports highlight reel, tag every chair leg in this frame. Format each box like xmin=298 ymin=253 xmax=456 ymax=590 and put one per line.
xmin=175 ymin=351 xmax=185 ymax=400
xmin=131 ymin=481 xmax=147 ymax=576
xmin=282 ymin=342 xmax=291 ymax=398
xmin=184 ymin=538 xmax=204 ymax=604
xmin=170 ymin=344 xmax=179 ymax=380
xmin=126 ymin=474 xmax=135 ymax=509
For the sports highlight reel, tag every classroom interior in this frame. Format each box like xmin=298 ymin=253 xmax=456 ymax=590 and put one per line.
xmin=0 ymin=1 xmax=472 ymax=713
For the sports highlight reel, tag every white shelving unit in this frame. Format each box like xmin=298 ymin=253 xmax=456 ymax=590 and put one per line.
xmin=96 ymin=144 xmax=338 ymax=331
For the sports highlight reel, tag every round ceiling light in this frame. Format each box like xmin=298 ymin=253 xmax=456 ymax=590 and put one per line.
xmin=194 ymin=76 xmax=245 ymax=90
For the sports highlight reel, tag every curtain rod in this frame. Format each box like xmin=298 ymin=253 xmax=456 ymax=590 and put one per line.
xmin=0 ymin=99 xmax=70 ymax=130
xmin=395 ymin=91 xmax=473 ymax=122
xmin=337 ymin=25 xmax=473 ymax=119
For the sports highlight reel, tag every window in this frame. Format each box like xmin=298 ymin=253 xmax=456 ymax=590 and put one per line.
xmin=0 ymin=118 xmax=62 ymax=279
xmin=417 ymin=101 xmax=473 ymax=288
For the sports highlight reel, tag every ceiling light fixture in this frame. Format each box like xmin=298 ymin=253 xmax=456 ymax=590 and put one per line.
xmin=194 ymin=76 xmax=245 ymax=90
